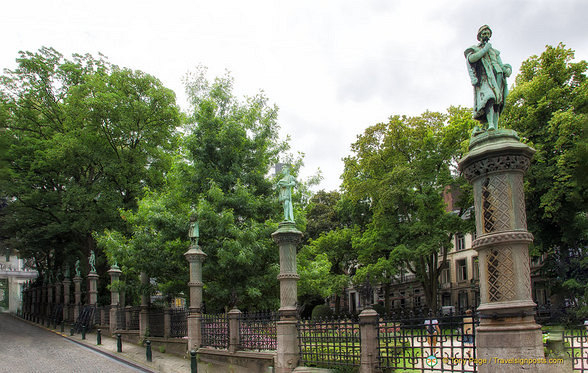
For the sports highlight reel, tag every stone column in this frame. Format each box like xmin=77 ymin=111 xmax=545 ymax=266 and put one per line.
xmin=228 ymin=307 xmax=242 ymax=353
xmin=163 ymin=308 xmax=171 ymax=339
xmin=87 ymin=271 xmax=99 ymax=305
xmin=33 ymin=286 xmax=38 ymax=321
xmin=55 ymin=280 xmax=61 ymax=306
xmin=73 ymin=275 xmax=82 ymax=320
xmin=47 ymin=279 xmax=54 ymax=324
xmin=184 ymin=244 xmax=207 ymax=351
xmin=108 ymin=265 xmax=122 ymax=333
xmin=459 ymin=130 xmax=544 ymax=372
xmin=62 ymin=277 xmax=71 ymax=322
xmin=359 ymin=308 xmax=379 ymax=373
xmin=272 ymin=221 xmax=303 ymax=373
xmin=139 ymin=271 xmax=149 ymax=338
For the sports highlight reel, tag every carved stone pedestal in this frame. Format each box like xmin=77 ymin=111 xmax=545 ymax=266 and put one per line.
xmin=459 ymin=130 xmax=557 ymax=372
xmin=272 ymin=221 xmax=303 ymax=373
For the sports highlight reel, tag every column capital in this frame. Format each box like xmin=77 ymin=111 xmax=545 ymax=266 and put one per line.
xmin=459 ymin=130 xmax=535 ymax=183
xmin=184 ymin=247 xmax=207 ymax=262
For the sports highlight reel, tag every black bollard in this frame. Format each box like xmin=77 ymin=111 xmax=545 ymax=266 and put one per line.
xmin=190 ymin=350 xmax=197 ymax=373
xmin=116 ymin=334 xmax=122 ymax=352
xmin=97 ymin=329 xmax=102 ymax=345
xmin=70 ymin=327 xmax=74 ymax=336
xmin=81 ymin=325 xmax=86 ymax=340
xmin=61 ymin=321 xmax=64 ymax=333
xmin=145 ymin=340 xmax=152 ymax=362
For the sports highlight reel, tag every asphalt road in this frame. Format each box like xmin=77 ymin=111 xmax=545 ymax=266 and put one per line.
xmin=0 ymin=313 xmax=142 ymax=373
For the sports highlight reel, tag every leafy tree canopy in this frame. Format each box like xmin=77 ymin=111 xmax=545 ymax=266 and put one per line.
xmin=502 ymin=43 xmax=588 ymax=312
xmin=341 ymin=107 xmax=475 ymax=312
xmin=0 ymin=47 xmax=180 ymax=279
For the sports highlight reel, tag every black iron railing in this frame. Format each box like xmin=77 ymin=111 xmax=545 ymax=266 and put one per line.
xmin=202 ymin=313 xmax=229 ymax=349
xmin=116 ymin=306 xmax=126 ymax=330
xmin=239 ymin=311 xmax=278 ymax=351
xmin=298 ymin=315 xmax=361 ymax=368
xmin=148 ymin=307 xmax=165 ymax=337
xmin=378 ymin=313 xmax=478 ymax=372
xmin=170 ymin=308 xmax=188 ymax=337
xmin=564 ymin=326 xmax=588 ymax=372
xmin=128 ymin=306 xmax=141 ymax=330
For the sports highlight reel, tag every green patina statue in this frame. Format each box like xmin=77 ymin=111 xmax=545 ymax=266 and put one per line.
xmin=89 ymin=250 xmax=96 ymax=272
xmin=64 ymin=265 xmax=70 ymax=279
xmin=75 ymin=259 xmax=80 ymax=277
xmin=465 ymin=25 xmax=512 ymax=132
xmin=189 ymin=213 xmax=199 ymax=247
xmin=277 ymin=166 xmax=296 ymax=222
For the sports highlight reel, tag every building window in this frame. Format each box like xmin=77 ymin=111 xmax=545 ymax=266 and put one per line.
xmin=457 ymin=259 xmax=467 ymax=282
xmin=441 ymin=268 xmax=451 ymax=284
xmin=473 ymin=257 xmax=479 ymax=280
xmin=456 ymin=233 xmax=466 ymax=251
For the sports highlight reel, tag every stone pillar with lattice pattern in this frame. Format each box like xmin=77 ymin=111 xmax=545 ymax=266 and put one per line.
xmin=459 ymin=129 xmax=546 ymax=371
xmin=272 ymin=221 xmax=302 ymax=373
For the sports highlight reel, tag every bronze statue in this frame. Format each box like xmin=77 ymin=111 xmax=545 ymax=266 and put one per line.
xmin=465 ymin=25 xmax=512 ymax=132
xmin=189 ymin=213 xmax=199 ymax=247
xmin=277 ymin=166 xmax=296 ymax=222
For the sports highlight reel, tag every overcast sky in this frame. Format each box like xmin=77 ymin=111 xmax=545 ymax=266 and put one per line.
xmin=2 ymin=0 xmax=587 ymax=191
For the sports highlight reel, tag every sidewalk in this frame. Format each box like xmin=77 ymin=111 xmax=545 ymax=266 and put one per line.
xmin=18 ymin=316 xmax=191 ymax=373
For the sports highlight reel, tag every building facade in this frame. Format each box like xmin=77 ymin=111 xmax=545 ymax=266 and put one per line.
xmin=0 ymin=250 xmax=38 ymax=313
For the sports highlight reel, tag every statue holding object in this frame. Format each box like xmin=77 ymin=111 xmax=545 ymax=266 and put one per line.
xmin=465 ymin=25 xmax=512 ymax=133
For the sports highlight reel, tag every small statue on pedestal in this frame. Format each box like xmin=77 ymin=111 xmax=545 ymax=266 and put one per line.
xmin=277 ymin=166 xmax=296 ymax=222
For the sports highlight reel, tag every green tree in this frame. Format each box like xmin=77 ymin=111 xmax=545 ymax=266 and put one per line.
xmin=98 ymin=68 xmax=296 ymax=311
xmin=298 ymin=227 xmax=358 ymax=314
xmin=342 ymin=107 xmax=475 ymax=312
xmin=502 ymin=44 xmax=588 ymax=313
xmin=0 ymin=47 xmax=180 ymax=282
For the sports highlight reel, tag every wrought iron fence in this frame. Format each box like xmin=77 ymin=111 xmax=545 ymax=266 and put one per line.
xmin=298 ymin=315 xmax=361 ymax=368
xmin=564 ymin=326 xmax=588 ymax=371
xmin=239 ymin=311 xmax=278 ymax=351
xmin=148 ymin=307 xmax=165 ymax=337
xmin=378 ymin=313 xmax=478 ymax=372
xmin=94 ymin=306 xmax=103 ymax=325
xmin=128 ymin=306 xmax=141 ymax=330
xmin=170 ymin=308 xmax=188 ymax=338
xmin=202 ymin=313 xmax=229 ymax=349
xmin=51 ymin=304 xmax=63 ymax=326
xmin=103 ymin=305 xmax=110 ymax=326
xmin=116 ymin=306 xmax=126 ymax=330
xmin=74 ymin=305 xmax=96 ymax=333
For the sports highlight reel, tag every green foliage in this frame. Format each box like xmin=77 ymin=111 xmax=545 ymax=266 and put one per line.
xmin=311 ymin=304 xmax=333 ymax=320
xmin=0 ymin=47 xmax=180 ymax=282
xmin=96 ymin=67 xmax=301 ymax=311
xmin=341 ymin=107 xmax=476 ymax=312
xmin=503 ymin=43 xmax=588 ymax=311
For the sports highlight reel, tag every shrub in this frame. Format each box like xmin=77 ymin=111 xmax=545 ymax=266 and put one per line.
xmin=311 ymin=304 xmax=333 ymax=320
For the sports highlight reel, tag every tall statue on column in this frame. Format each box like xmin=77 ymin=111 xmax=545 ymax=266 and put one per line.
xmin=189 ymin=213 xmax=199 ymax=247
xmin=277 ymin=166 xmax=296 ymax=222
xmin=465 ymin=25 xmax=512 ymax=133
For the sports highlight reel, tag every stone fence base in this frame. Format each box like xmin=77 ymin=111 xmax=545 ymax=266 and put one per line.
xmin=197 ymin=348 xmax=275 ymax=373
